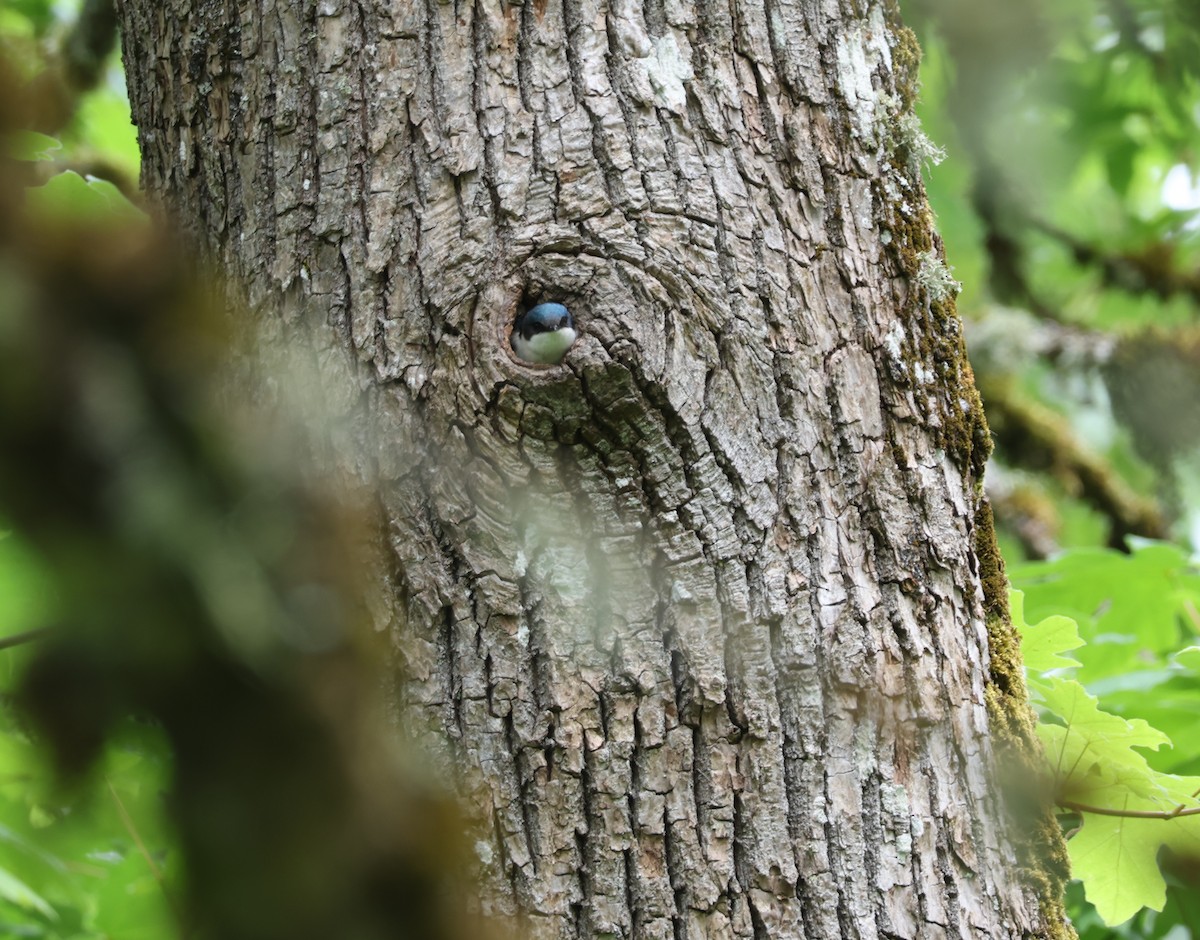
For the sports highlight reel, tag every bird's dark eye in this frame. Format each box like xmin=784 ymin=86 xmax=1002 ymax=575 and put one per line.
xmin=557 ymin=316 xmax=569 ymax=329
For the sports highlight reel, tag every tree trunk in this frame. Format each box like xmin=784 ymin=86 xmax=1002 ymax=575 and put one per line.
xmin=117 ymin=0 xmax=1070 ymax=937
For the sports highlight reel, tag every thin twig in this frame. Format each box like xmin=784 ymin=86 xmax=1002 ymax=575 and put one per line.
xmin=105 ymin=775 xmax=186 ymax=933
xmin=106 ymin=777 xmax=165 ymax=883
xmin=0 ymin=626 xmax=56 ymax=652
xmin=1061 ymin=799 xmax=1200 ymax=820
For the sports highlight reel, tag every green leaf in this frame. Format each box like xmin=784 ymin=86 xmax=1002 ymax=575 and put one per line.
xmin=0 ymin=531 xmax=52 ymax=646
xmin=5 ymin=130 xmax=62 ymax=162
xmin=1012 ymin=589 xmax=1084 ymax=673
xmin=0 ymin=0 xmax=55 ymax=36
xmin=1105 ymin=139 xmax=1139 ymax=196
xmin=0 ymin=8 xmax=38 ymax=40
xmin=1174 ymin=645 xmax=1200 ymax=673
xmin=0 ymin=821 xmax=69 ymax=875
xmin=1015 ymin=546 xmax=1200 ymax=927
xmin=24 ymin=171 xmax=146 ymax=223
xmin=67 ymin=86 xmax=140 ymax=180
xmin=1069 ymin=809 xmax=1170 ymax=926
xmin=1066 ymin=778 xmax=1200 ymax=927
xmin=1011 ymin=542 xmax=1200 ymax=669
xmin=0 ymin=864 xmax=56 ymax=920
xmin=1035 ymin=677 xmax=1171 ymax=800
xmin=1040 ymin=675 xmax=1172 ymax=755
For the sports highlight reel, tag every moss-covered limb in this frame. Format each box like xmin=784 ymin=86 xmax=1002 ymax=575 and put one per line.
xmin=1105 ymin=327 xmax=1200 ymax=472
xmin=1030 ymin=217 xmax=1200 ymax=307
xmin=981 ymin=378 xmax=1169 ymax=547
xmin=985 ymin=474 xmax=1061 ymax=560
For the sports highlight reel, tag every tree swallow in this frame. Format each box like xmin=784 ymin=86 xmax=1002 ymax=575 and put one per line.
xmin=512 ymin=302 xmax=577 ymax=364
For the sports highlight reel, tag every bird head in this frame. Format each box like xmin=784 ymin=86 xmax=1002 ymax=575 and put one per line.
xmin=512 ymin=302 xmax=577 ymax=364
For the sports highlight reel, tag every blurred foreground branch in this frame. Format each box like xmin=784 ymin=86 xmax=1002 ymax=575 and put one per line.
xmin=0 ymin=58 xmax=484 ymax=940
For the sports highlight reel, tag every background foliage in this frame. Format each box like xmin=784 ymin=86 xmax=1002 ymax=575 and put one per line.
xmin=1 ymin=0 xmax=1198 ymax=937
xmin=909 ymin=0 xmax=1200 ymax=557
xmin=1013 ymin=547 xmax=1200 ymax=937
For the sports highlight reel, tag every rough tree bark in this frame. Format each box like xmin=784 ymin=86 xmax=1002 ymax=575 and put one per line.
xmin=117 ymin=0 xmax=1071 ymax=937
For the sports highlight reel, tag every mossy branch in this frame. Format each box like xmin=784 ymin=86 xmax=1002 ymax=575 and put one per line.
xmin=981 ymin=379 xmax=1169 ymax=548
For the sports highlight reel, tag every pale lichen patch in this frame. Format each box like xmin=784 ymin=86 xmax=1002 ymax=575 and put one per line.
xmin=643 ymin=34 xmax=693 ymax=115
xmin=895 ymin=112 xmax=946 ymax=174
xmin=915 ymin=249 xmax=962 ymax=300
xmin=834 ymin=4 xmax=893 ymax=143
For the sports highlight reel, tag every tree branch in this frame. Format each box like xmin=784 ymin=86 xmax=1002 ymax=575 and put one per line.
xmin=1061 ymin=799 xmax=1200 ymax=820
xmin=984 ymin=472 xmax=1061 ymax=560
xmin=0 ymin=627 xmax=56 ymax=652
xmin=1032 ymin=218 xmax=1200 ymax=307
xmin=981 ymin=379 xmax=1169 ymax=548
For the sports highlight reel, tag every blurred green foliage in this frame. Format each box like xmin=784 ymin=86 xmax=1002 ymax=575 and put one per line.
xmin=1013 ymin=545 xmax=1200 ymax=930
xmin=1 ymin=5 xmax=170 ymax=935
xmin=1 ymin=531 xmax=178 ymax=939
xmin=0 ymin=0 xmax=137 ymax=180
xmin=910 ymin=0 xmax=1200 ymax=555
xmin=0 ymin=0 xmax=167 ymax=914
xmin=0 ymin=4 xmax=478 ymax=940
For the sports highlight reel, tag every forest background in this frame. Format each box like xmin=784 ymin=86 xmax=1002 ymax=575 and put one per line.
xmin=1 ymin=0 xmax=1199 ymax=938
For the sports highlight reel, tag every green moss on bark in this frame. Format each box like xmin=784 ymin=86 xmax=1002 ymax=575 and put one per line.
xmin=878 ymin=21 xmax=1075 ymax=934
xmin=872 ymin=170 xmax=991 ymax=479
xmin=976 ymin=506 xmax=1074 ymax=940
